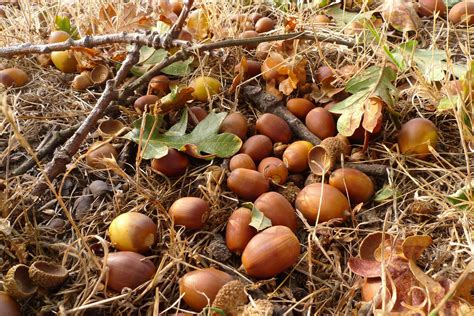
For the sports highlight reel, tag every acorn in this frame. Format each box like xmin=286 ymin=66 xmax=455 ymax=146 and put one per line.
xmin=240 ymin=30 xmax=259 ymax=49
xmin=417 ymin=0 xmax=446 ymax=17
xmin=4 ymin=264 xmax=38 ymax=299
xmin=109 ymin=212 xmax=157 ymax=253
xmin=104 ymin=251 xmax=156 ymax=292
xmin=28 ymin=261 xmax=69 ymax=289
xmin=305 ymin=108 xmax=336 ymax=140
xmin=51 ymin=50 xmax=78 ymax=73
xmin=229 ymin=153 xmax=256 ymax=171
xmin=251 ymin=13 xmax=263 ymax=24
xmin=0 ymin=292 xmax=21 ymax=316
xmin=225 ymin=207 xmax=257 ymax=255
xmin=86 ymin=143 xmax=118 ymax=169
xmin=240 ymin=135 xmax=273 ymax=162
xmin=316 ymin=65 xmax=335 ymax=85
xmin=219 ymin=112 xmax=248 ymax=140
xmin=308 ymin=136 xmax=350 ymax=175
xmin=190 ymin=76 xmax=221 ymax=102
xmin=189 ymin=106 xmax=208 ymax=124
xmin=314 ymin=14 xmax=331 ymax=24
xmin=448 ymin=2 xmax=474 ymax=25
xmin=0 ymin=68 xmax=28 ymax=88
xmin=256 ymin=113 xmax=292 ymax=144
xmin=148 ymin=75 xmax=170 ymax=96
xmin=48 ymin=30 xmax=70 ymax=43
xmin=255 ymin=17 xmax=275 ymax=33
xmin=179 ymin=268 xmax=234 ymax=311
xmin=71 ymin=72 xmax=93 ymax=90
xmin=286 ymin=98 xmax=315 ymax=119
xmin=241 ymin=226 xmax=300 ymax=278
xmin=169 ymin=197 xmax=210 ymax=229
xmin=257 ymin=157 xmax=288 ymax=185
xmin=134 ymin=95 xmax=159 ymax=114
xmin=227 ymin=168 xmax=270 ymax=201
xmin=329 ymin=168 xmax=375 ymax=204
xmin=255 ymin=42 xmax=273 ymax=59
xmin=151 ymin=148 xmax=189 ymax=177
xmin=282 ymin=141 xmax=314 ymax=173
xmin=295 ymin=183 xmax=350 ymax=223
xmin=235 ymin=59 xmax=262 ymax=78
xmin=397 ymin=118 xmax=438 ymax=159
xmin=254 ymin=192 xmax=297 ymax=231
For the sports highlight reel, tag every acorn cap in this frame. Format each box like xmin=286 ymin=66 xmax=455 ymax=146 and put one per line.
xmin=4 ymin=264 xmax=38 ymax=299
xmin=308 ymin=136 xmax=345 ymax=175
xmin=212 ymin=280 xmax=248 ymax=315
xmin=29 ymin=261 xmax=69 ymax=289
xmin=90 ymin=64 xmax=110 ymax=85
xmin=97 ymin=119 xmax=125 ymax=138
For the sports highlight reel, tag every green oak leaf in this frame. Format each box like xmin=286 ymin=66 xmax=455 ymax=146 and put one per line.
xmin=390 ymin=40 xmax=466 ymax=81
xmin=447 ymin=180 xmax=473 ymax=211
xmin=124 ymin=111 xmax=242 ymax=160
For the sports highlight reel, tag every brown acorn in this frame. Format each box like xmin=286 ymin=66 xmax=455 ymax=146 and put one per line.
xmin=305 ymin=108 xmax=336 ymax=140
xmin=169 ymin=197 xmax=210 ymax=229
xmin=229 ymin=153 xmax=256 ymax=171
xmin=282 ymin=141 xmax=314 ymax=173
xmin=241 ymin=226 xmax=300 ymax=278
xmin=0 ymin=292 xmax=21 ymax=316
xmin=295 ymin=183 xmax=350 ymax=223
xmin=286 ymin=98 xmax=315 ymax=119
xmin=257 ymin=157 xmax=288 ymax=185
xmin=240 ymin=135 xmax=273 ymax=162
xmin=151 ymin=148 xmax=189 ymax=177
xmin=329 ymin=168 xmax=375 ymax=204
xmin=227 ymin=168 xmax=270 ymax=201
xmin=225 ymin=207 xmax=257 ymax=254
xmin=85 ymin=143 xmax=118 ymax=169
xmin=256 ymin=113 xmax=292 ymax=144
xmin=254 ymin=192 xmax=297 ymax=231
xmin=134 ymin=95 xmax=159 ymax=114
xmin=219 ymin=112 xmax=248 ymax=140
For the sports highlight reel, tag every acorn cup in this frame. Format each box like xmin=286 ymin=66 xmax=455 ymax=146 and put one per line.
xmin=4 ymin=264 xmax=38 ymax=299
xmin=308 ymin=135 xmax=351 ymax=175
xmin=97 ymin=119 xmax=125 ymax=138
xmin=28 ymin=261 xmax=69 ymax=289
xmin=90 ymin=64 xmax=110 ymax=86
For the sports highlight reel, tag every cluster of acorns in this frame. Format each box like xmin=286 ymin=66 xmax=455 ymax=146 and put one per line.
xmin=96 ymin=98 xmax=438 ymax=312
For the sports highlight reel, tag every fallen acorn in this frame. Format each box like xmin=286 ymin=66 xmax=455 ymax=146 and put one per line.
xmin=0 ymin=292 xmax=21 ymax=316
xmin=329 ymin=168 xmax=375 ymax=205
xmin=179 ymin=268 xmax=234 ymax=311
xmin=28 ymin=261 xmax=69 ymax=289
xmin=109 ymin=212 xmax=157 ymax=253
xmin=4 ymin=264 xmax=38 ymax=299
xmin=0 ymin=68 xmax=29 ymax=88
xmin=241 ymin=225 xmax=300 ymax=278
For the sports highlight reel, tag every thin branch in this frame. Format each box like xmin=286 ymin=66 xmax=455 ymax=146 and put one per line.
xmin=10 ymin=123 xmax=80 ymax=176
xmin=32 ymin=45 xmax=141 ymax=196
xmin=161 ymin=0 xmax=194 ymax=48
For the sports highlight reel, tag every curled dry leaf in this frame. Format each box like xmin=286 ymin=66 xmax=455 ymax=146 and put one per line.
xmin=261 ymin=52 xmax=307 ymax=97
xmin=401 ymin=235 xmax=432 ymax=260
xmin=381 ymin=0 xmax=421 ymax=33
xmin=229 ymin=56 xmax=248 ymax=93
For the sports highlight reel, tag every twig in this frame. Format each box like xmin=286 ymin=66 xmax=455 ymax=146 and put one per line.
xmin=161 ymin=0 xmax=194 ymax=48
xmin=242 ymin=85 xmax=322 ymax=145
xmin=10 ymin=123 xmax=80 ymax=176
xmin=0 ymin=29 xmax=354 ymax=58
xmin=241 ymin=85 xmax=389 ymax=178
xmin=32 ymin=45 xmax=141 ymax=196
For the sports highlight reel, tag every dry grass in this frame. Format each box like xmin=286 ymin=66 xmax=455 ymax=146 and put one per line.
xmin=0 ymin=0 xmax=473 ymax=315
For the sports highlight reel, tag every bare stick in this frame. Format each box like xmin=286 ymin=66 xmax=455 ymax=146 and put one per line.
xmin=241 ymin=85 xmax=389 ymax=178
xmin=161 ymin=0 xmax=194 ymax=48
xmin=32 ymin=45 xmax=141 ymax=196
xmin=0 ymin=30 xmax=354 ymax=58
xmin=242 ymin=85 xmax=322 ymax=145
xmin=10 ymin=123 xmax=80 ymax=176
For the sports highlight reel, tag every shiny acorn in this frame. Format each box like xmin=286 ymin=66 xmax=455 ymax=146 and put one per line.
xmin=109 ymin=212 xmax=157 ymax=253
